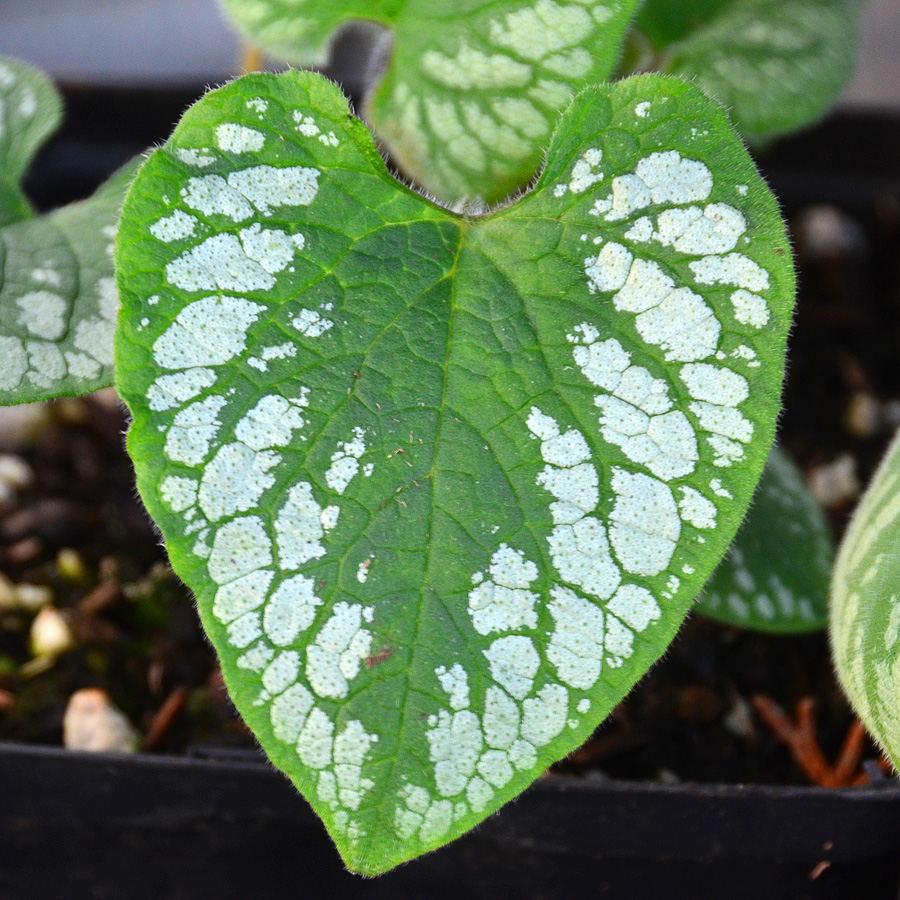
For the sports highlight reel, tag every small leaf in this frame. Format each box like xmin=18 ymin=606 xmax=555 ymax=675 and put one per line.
xmin=631 ymin=0 xmax=862 ymax=138
xmin=222 ymin=0 xmax=642 ymax=205
xmin=0 ymin=56 xmax=141 ymax=406
xmin=696 ymin=445 xmax=831 ymax=632
xmin=115 ymin=70 xmax=793 ymax=873
xmin=0 ymin=56 xmax=61 ymax=227
xmin=831 ymin=428 xmax=900 ymax=768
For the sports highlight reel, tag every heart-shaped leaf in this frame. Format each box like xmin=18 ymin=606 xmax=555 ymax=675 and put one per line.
xmin=831 ymin=428 xmax=900 ymax=767
xmin=696 ymin=445 xmax=831 ymax=632
xmin=629 ymin=0 xmax=862 ymax=138
xmin=115 ymin=70 xmax=793 ymax=873
xmin=0 ymin=56 xmax=140 ymax=405
xmin=221 ymin=0 xmax=641 ymax=205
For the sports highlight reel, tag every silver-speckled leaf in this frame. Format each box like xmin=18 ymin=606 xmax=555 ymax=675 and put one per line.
xmin=115 ymin=70 xmax=794 ymax=873
xmin=221 ymin=0 xmax=642 ymax=205
xmin=0 ymin=56 xmax=140 ymax=405
xmin=697 ymin=445 xmax=831 ymax=632
xmin=832 ymin=428 xmax=900 ymax=768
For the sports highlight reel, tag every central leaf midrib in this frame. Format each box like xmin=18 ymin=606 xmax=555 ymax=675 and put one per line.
xmin=357 ymin=214 xmax=468 ymax=863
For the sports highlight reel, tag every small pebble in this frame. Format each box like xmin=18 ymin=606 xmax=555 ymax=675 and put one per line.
xmin=6 ymin=537 xmax=43 ymax=565
xmin=723 ymin=694 xmax=757 ymax=740
xmin=30 ymin=606 xmax=75 ymax=657
xmin=793 ymin=204 xmax=866 ymax=262
xmin=809 ymin=454 xmax=861 ymax=508
xmin=56 ymin=548 xmax=89 ymax=583
xmin=63 ymin=688 xmax=140 ymax=753
xmin=14 ymin=583 xmax=54 ymax=613
xmin=844 ymin=392 xmax=882 ymax=440
xmin=0 ymin=455 xmax=34 ymax=493
xmin=655 ymin=768 xmax=682 ymax=785
xmin=79 ymin=580 xmax=121 ymax=616
xmin=0 ymin=573 xmax=16 ymax=610
xmin=0 ymin=404 xmax=50 ymax=450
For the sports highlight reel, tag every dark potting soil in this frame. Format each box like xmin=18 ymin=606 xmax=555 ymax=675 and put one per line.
xmin=1 ymin=104 xmax=899 ymax=788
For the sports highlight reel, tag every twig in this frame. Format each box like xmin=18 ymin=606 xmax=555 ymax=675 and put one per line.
xmin=143 ymin=685 xmax=189 ymax=751
xmin=79 ymin=580 xmax=121 ymax=616
xmin=752 ymin=694 xmax=869 ymax=787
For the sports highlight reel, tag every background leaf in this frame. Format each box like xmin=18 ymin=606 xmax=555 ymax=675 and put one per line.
xmin=115 ymin=70 xmax=793 ymax=873
xmin=831 ymin=428 xmax=900 ymax=768
xmin=0 ymin=56 xmax=140 ymax=406
xmin=696 ymin=445 xmax=831 ymax=632
xmin=221 ymin=0 xmax=642 ymax=205
xmin=0 ymin=56 xmax=61 ymax=227
xmin=629 ymin=0 xmax=863 ymax=138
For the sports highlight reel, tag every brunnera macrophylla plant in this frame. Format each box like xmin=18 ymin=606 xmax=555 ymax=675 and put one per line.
xmin=114 ymin=69 xmax=794 ymax=873
xmin=696 ymin=445 xmax=832 ymax=632
xmin=831 ymin=427 xmax=900 ymax=771
xmin=0 ymin=56 xmax=139 ymax=406
xmin=221 ymin=0 xmax=644 ymax=206
xmin=625 ymin=0 xmax=863 ymax=141
xmin=220 ymin=0 xmax=862 ymax=206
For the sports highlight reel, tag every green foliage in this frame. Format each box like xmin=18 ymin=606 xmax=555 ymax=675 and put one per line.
xmin=831 ymin=428 xmax=900 ymax=769
xmin=696 ymin=445 xmax=831 ymax=632
xmin=220 ymin=0 xmax=642 ymax=205
xmin=115 ymin=69 xmax=793 ymax=873
xmin=630 ymin=0 xmax=862 ymax=138
xmin=0 ymin=57 xmax=61 ymax=227
xmin=0 ymin=56 xmax=140 ymax=405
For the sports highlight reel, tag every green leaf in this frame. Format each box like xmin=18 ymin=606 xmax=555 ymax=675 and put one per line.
xmin=114 ymin=70 xmax=794 ymax=874
xmin=0 ymin=56 xmax=62 ymax=227
xmin=0 ymin=56 xmax=141 ymax=406
xmin=631 ymin=0 xmax=862 ymax=138
xmin=696 ymin=445 xmax=831 ymax=632
xmin=831 ymin=428 xmax=900 ymax=768
xmin=221 ymin=0 xmax=642 ymax=205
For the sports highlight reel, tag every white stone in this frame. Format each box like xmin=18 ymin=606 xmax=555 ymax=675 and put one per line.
xmin=63 ymin=688 xmax=139 ymax=753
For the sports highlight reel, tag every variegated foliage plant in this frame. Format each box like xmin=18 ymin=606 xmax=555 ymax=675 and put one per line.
xmin=1 ymin=3 xmax=855 ymax=872
xmin=113 ymin=69 xmax=794 ymax=873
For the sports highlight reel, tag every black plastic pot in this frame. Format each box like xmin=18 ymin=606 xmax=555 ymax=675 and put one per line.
xmin=0 ymin=741 xmax=898 ymax=900
xmin=6 ymin=84 xmax=900 ymax=900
